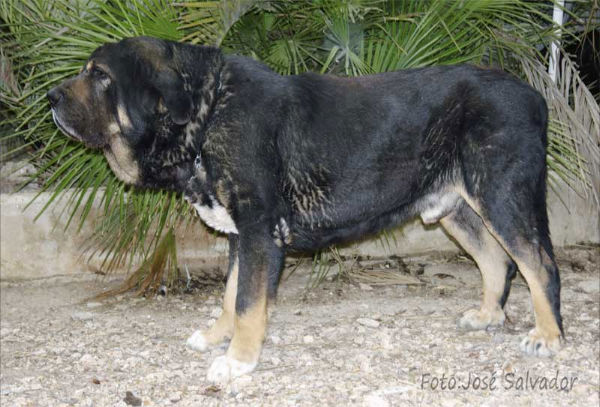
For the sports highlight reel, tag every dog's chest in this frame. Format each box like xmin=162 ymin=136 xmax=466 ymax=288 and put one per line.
xmin=191 ymin=198 xmax=237 ymax=234
xmin=185 ymin=154 xmax=238 ymax=234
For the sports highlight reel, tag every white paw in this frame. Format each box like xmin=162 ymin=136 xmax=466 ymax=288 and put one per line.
xmin=520 ymin=329 xmax=560 ymax=357
xmin=458 ymin=308 xmax=505 ymax=330
xmin=186 ymin=330 xmax=208 ymax=352
xmin=206 ymin=355 xmax=257 ymax=383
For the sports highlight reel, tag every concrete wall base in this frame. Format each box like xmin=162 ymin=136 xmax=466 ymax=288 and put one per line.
xmin=1 ymin=183 xmax=597 ymax=281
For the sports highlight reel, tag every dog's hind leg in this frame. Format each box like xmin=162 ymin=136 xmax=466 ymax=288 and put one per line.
xmin=186 ymin=234 xmax=239 ymax=352
xmin=459 ymin=177 xmax=563 ymax=356
xmin=440 ymin=201 xmax=517 ymax=330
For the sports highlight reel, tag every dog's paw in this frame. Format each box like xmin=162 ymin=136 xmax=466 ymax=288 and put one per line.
xmin=206 ymin=355 xmax=257 ymax=383
xmin=458 ymin=307 xmax=505 ymax=330
xmin=520 ymin=329 xmax=560 ymax=357
xmin=186 ymin=330 xmax=209 ymax=352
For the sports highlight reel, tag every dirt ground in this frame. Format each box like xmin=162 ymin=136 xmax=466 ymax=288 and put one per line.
xmin=1 ymin=246 xmax=598 ymax=407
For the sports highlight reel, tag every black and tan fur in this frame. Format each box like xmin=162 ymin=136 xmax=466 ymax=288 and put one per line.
xmin=48 ymin=36 xmax=563 ymax=381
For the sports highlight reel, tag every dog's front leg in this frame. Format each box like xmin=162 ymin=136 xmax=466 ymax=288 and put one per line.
xmin=187 ymin=234 xmax=239 ymax=352
xmin=207 ymin=224 xmax=284 ymax=382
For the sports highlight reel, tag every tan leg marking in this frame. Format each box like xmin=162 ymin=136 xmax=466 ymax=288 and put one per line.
xmin=513 ymin=247 xmax=561 ymax=356
xmin=227 ymin=292 xmax=267 ymax=363
xmin=458 ymin=191 xmax=561 ymax=355
xmin=207 ymin=290 xmax=267 ymax=382
xmin=186 ymin=260 xmax=237 ymax=352
xmin=441 ymin=215 xmax=507 ymax=330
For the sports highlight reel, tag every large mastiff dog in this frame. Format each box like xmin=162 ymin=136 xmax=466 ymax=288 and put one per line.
xmin=48 ymin=37 xmax=562 ymax=382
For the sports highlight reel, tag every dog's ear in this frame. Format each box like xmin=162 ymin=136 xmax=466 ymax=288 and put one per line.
xmin=153 ymin=68 xmax=193 ymax=125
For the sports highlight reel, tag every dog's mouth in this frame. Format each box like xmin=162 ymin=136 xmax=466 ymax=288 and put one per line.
xmin=51 ymin=109 xmax=82 ymax=142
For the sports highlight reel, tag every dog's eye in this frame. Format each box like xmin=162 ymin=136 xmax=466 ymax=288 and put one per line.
xmin=90 ymin=66 xmax=108 ymax=80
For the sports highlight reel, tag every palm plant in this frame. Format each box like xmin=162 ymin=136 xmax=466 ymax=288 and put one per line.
xmin=1 ymin=0 xmax=597 ymax=292
xmin=1 ymin=0 xmax=190 ymax=284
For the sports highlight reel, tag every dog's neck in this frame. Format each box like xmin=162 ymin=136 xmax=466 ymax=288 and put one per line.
xmin=138 ymin=46 xmax=225 ymax=191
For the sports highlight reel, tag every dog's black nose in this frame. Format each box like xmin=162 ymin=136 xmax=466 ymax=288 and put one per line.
xmin=47 ymin=87 xmax=64 ymax=107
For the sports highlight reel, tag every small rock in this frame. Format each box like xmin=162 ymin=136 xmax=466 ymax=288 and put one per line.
xmin=432 ymin=285 xmax=457 ymax=296
xmin=86 ymin=302 xmax=102 ymax=309
xmin=210 ymin=307 xmax=222 ymax=318
xmin=359 ymin=356 xmax=372 ymax=372
xmin=79 ymin=354 xmax=96 ymax=367
xmin=303 ymin=335 xmax=315 ymax=344
xmin=378 ymin=330 xmax=393 ymax=350
xmin=359 ymin=283 xmax=373 ymax=291
xmin=71 ymin=312 xmax=94 ymax=321
xmin=354 ymin=336 xmax=365 ymax=345
xmin=300 ymin=352 xmax=313 ymax=363
xmin=169 ymin=392 xmax=182 ymax=403
xmin=233 ymin=375 xmax=252 ymax=389
xmin=123 ymin=391 xmax=142 ymax=406
xmin=270 ymin=335 xmax=282 ymax=345
xmin=556 ymin=348 xmax=570 ymax=361
xmin=332 ymin=358 xmax=344 ymax=368
xmin=202 ymin=385 xmax=221 ymax=397
xmin=577 ymin=280 xmax=599 ymax=294
xmin=357 ymin=318 xmax=380 ymax=328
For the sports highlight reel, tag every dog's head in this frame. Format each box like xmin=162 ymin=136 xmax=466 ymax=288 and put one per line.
xmin=47 ymin=36 xmax=196 ymax=184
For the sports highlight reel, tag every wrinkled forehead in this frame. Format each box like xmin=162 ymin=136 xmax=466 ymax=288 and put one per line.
xmin=85 ymin=37 xmax=168 ymax=73
xmin=82 ymin=42 xmax=119 ymax=72
xmin=89 ymin=42 xmax=113 ymax=60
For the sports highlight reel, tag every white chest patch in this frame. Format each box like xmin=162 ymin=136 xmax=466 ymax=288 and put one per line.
xmin=192 ymin=195 xmax=238 ymax=234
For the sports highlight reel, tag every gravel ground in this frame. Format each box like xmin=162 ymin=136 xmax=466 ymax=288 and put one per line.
xmin=1 ymin=247 xmax=598 ymax=407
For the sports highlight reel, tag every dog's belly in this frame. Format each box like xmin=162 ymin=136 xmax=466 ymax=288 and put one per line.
xmin=286 ymin=188 xmax=461 ymax=251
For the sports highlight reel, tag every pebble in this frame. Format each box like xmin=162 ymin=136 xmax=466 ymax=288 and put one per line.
xmin=86 ymin=302 xmax=103 ymax=309
xmin=357 ymin=318 xmax=380 ymax=328
xmin=210 ymin=307 xmax=222 ymax=318
xmin=79 ymin=354 xmax=96 ymax=368
xmin=432 ymin=285 xmax=457 ymax=295
xmin=123 ymin=391 xmax=142 ymax=406
xmin=71 ymin=312 xmax=94 ymax=321
xmin=169 ymin=392 xmax=182 ymax=402
xmin=577 ymin=280 xmax=599 ymax=294
xmin=1 ymin=248 xmax=596 ymax=407
xmin=233 ymin=375 xmax=253 ymax=389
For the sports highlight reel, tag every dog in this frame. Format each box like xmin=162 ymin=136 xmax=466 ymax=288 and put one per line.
xmin=48 ymin=36 xmax=563 ymax=382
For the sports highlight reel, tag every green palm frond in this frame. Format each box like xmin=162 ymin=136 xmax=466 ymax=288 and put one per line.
xmin=177 ymin=0 xmax=259 ymax=45
xmin=1 ymin=0 xmax=598 ymax=292
xmin=520 ymin=50 xmax=600 ymax=205
xmin=1 ymin=0 xmax=193 ymax=281
xmin=365 ymin=0 xmax=554 ymax=72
